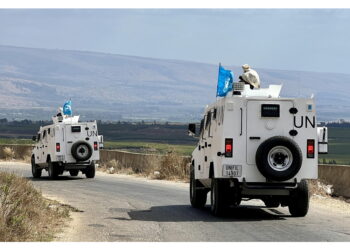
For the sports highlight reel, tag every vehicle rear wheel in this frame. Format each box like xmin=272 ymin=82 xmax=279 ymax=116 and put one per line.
xmin=71 ymin=141 xmax=93 ymax=162
xmin=190 ymin=164 xmax=208 ymax=208
xmin=288 ymin=180 xmax=309 ymax=217
xmin=210 ymin=178 xmax=230 ymax=216
xmin=69 ymin=170 xmax=79 ymax=177
xmin=256 ymin=136 xmax=302 ymax=181
xmin=85 ymin=162 xmax=95 ymax=179
xmin=31 ymin=156 xmax=42 ymax=178
xmin=48 ymin=159 xmax=59 ymax=180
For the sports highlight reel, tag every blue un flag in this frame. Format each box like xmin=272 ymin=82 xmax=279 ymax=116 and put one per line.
xmin=216 ymin=64 xmax=234 ymax=97
xmin=63 ymin=100 xmax=72 ymax=116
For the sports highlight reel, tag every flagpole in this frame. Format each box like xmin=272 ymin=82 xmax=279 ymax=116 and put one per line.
xmin=216 ymin=62 xmax=221 ymax=100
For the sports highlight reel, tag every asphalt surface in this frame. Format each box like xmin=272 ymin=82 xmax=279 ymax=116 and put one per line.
xmin=1 ymin=162 xmax=350 ymax=242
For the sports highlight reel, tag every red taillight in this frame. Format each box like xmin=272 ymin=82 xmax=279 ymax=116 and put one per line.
xmin=225 ymin=138 xmax=233 ymax=157
xmin=94 ymin=141 xmax=98 ymax=151
xmin=307 ymin=139 xmax=315 ymax=158
xmin=56 ymin=143 xmax=60 ymax=152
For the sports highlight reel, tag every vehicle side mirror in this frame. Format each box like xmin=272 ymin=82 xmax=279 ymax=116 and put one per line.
xmin=188 ymin=123 xmax=196 ymax=136
xmin=32 ymin=135 xmax=37 ymax=141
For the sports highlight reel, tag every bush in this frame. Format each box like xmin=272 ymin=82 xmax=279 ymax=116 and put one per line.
xmin=101 ymin=159 xmax=133 ymax=175
xmin=158 ymin=151 xmax=189 ymax=180
xmin=99 ymin=151 xmax=190 ymax=181
xmin=0 ymin=172 xmax=70 ymax=241
xmin=2 ymin=147 xmax=15 ymax=160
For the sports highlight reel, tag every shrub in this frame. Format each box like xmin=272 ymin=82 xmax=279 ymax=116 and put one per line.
xmin=158 ymin=151 xmax=189 ymax=180
xmin=0 ymin=172 xmax=70 ymax=241
xmin=2 ymin=147 xmax=15 ymax=160
xmin=101 ymin=159 xmax=134 ymax=175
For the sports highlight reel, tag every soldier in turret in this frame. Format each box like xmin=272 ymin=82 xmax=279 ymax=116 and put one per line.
xmin=239 ymin=64 xmax=261 ymax=89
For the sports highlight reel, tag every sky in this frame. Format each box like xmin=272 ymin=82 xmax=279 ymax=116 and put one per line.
xmin=0 ymin=9 xmax=350 ymax=73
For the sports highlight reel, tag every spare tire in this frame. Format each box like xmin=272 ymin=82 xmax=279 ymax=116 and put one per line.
xmin=255 ymin=136 xmax=302 ymax=181
xmin=71 ymin=141 xmax=93 ymax=162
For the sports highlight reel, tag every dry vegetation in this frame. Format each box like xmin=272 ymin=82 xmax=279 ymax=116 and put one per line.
xmin=100 ymin=151 xmax=190 ymax=181
xmin=0 ymin=145 xmax=32 ymax=163
xmin=157 ymin=151 xmax=189 ymax=180
xmin=100 ymin=159 xmax=134 ymax=175
xmin=308 ymin=179 xmax=330 ymax=197
xmin=2 ymin=147 xmax=15 ymax=160
xmin=309 ymin=179 xmax=350 ymax=205
xmin=0 ymin=172 xmax=71 ymax=241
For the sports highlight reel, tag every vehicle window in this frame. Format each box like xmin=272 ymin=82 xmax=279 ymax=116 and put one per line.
xmin=199 ymin=117 xmax=205 ymax=138
xmin=218 ymin=106 xmax=224 ymax=125
xmin=205 ymin=111 xmax=211 ymax=129
xmin=71 ymin=126 xmax=81 ymax=133
xmin=48 ymin=128 xmax=50 ymax=135
xmin=43 ymin=130 xmax=46 ymax=138
xmin=213 ymin=108 xmax=217 ymax=120
xmin=37 ymin=133 xmax=41 ymax=141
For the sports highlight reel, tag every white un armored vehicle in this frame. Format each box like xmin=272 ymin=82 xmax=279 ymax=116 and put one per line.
xmin=31 ymin=111 xmax=102 ymax=179
xmin=188 ymin=79 xmax=328 ymax=217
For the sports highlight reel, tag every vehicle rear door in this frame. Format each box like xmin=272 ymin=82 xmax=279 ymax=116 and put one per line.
xmin=246 ymin=100 xmax=294 ymax=165
xmin=65 ymin=124 xmax=82 ymax=158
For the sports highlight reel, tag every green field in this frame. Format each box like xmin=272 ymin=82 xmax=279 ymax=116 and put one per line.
xmin=0 ymin=138 xmax=195 ymax=156
xmin=0 ymin=138 xmax=33 ymax=145
xmin=318 ymin=127 xmax=350 ymax=165
xmin=104 ymin=141 xmax=195 ymax=156
xmin=0 ymin=127 xmax=349 ymax=162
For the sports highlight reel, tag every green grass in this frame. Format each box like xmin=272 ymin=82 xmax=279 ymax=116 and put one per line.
xmin=0 ymin=126 xmax=348 ymax=162
xmin=318 ymin=127 xmax=350 ymax=165
xmin=0 ymin=138 xmax=33 ymax=145
xmin=0 ymin=137 xmax=195 ymax=156
xmin=104 ymin=141 xmax=195 ymax=156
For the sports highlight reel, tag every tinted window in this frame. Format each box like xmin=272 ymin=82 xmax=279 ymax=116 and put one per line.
xmin=261 ymin=104 xmax=280 ymax=117
xmin=71 ymin=126 xmax=81 ymax=133
xmin=205 ymin=111 xmax=211 ymax=129
xmin=199 ymin=118 xmax=204 ymax=134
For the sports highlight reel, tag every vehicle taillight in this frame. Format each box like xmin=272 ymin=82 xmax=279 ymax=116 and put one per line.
xmin=56 ymin=143 xmax=60 ymax=152
xmin=225 ymin=138 xmax=233 ymax=157
xmin=94 ymin=141 xmax=98 ymax=151
xmin=307 ymin=139 xmax=315 ymax=158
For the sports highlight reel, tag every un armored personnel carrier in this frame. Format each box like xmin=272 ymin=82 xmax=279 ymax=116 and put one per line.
xmin=31 ymin=112 xmax=102 ymax=179
xmin=188 ymin=81 xmax=328 ymax=217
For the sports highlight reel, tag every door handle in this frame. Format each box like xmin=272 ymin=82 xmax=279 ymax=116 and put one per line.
xmin=240 ymin=108 xmax=243 ymax=136
xmin=249 ymin=137 xmax=260 ymax=140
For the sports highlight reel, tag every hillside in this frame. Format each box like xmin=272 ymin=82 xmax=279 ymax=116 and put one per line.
xmin=0 ymin=45 xmax=349 ymax=121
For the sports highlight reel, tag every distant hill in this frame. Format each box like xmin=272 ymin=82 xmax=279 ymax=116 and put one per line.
xmin=0 ymin=45 xmax=349 ymax=122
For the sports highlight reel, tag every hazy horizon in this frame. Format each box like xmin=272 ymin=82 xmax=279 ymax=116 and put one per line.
xmin=0 ymin=9 xmax=350 ymax=74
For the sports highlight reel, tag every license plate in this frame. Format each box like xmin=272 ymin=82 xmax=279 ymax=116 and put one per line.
xmin=223 ymin=164 xmax=242 ymax=177
xmin=57 ymin=155 xmax=65 ymax=162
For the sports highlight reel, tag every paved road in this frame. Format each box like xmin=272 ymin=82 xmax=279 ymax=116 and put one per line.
xmin=1 ymin=162 xmax=350 ymax=241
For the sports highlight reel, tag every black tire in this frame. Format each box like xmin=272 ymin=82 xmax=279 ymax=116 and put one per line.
xmin=71 ymin=141 xmax=93 ymax=162
xmin=263 ymin=199 xmax=280 ymax=208
xmin=31 ymin=156 xmax=42 ymax=178
xmin=288 ymin=180 xmax=309 ymax=217
xmin=69 ymin=170 xmax=79 ymax=177
xmin=256 ymin=136 xmax=303 ymax=181
xmin=210 ymin=178 xmax=230 ymax=216
xmin=85 ymin=162 xmax=95 ymax=179
xmin=190 ymin=164 xmax=208 ymax=208
xmin=48 ymin=158 xmax=59 ymax=180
